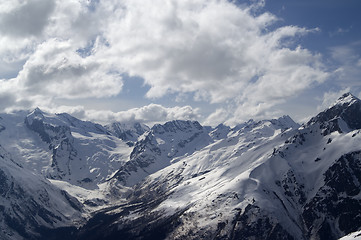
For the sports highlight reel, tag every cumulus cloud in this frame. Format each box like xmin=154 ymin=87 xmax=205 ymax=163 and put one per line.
xmin=18 ymin=39 xmax=123 ymax=99
xmin=203 ymin=108 xmax=230 ymax=127
xmin=41 ymin=103 xmax=200 ymax=126
xmin=87 ymin=104 xmax=200 ymax=125
xmin=0 ymin=0 xmax=118 ymax=107
xmin=0 ymin=0 xmax=331 ymax=125
xmin=94 ymin=0 xmax=328 ymax=122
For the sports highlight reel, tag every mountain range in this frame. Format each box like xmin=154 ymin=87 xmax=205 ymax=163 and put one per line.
xmin=0 ymin=93 xmax=361 ymax=239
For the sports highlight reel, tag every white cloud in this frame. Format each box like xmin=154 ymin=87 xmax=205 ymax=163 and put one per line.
xmin=48 ymin=103 xmax=200 ymax=126
xmin=98 ymin=0 xmax=279 ymax=102
xmin=18 ymin=39 xmax=123 ymax=99
xmin=0 ymin=0 xmax=331 ymax=125
xmin=203 ymin=108 xmax=230 ymax=127
xmin=0 ymin=39 xmax=123 ymax=112
xmin=107 ymin=104 xmax=200 ymax=125
xmin=94 ymin=0 xmax=328 ymax=122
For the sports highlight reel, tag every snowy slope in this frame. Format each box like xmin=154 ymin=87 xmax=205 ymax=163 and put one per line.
xmin=77 ymin=93 xmax=361 ymax=240
xmin=340 ymin=230 xmax=361 ymax=240
xmin=0 ymin=144 xmax=83 ymax=240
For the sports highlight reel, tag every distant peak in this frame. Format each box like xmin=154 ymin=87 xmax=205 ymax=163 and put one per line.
xmin=27 ymin=107 xmax=45 ymax=119
xmin=332 ymin=92 xmax=359 ymax=107
xmin=340 ymin=92 xmax=353 ymax=99
xmin=32 ymin=107 xmax=44 ymax=114
xmin=278 ymin=115 xmax=298 ymax=123
xmin=268 ymin=115 xmax=299 ymax=130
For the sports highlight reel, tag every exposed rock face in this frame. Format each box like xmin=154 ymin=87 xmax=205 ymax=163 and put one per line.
xmin=302 ymin=151 xmax=361 ymax=240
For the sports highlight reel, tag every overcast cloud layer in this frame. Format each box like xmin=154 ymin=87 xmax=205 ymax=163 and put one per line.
xmin=0 ymin=0 xmax=359 ymax=126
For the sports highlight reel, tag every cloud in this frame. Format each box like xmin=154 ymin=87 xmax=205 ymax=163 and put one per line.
xmin=99 ymin=0 xmax=279 ymax=101
xmin=203 ymin=108 xmax=230 ymax=127
xmin=94 ymin=0 xmax=328 ymax=121
xmin=44 ymin=103 xmax=200 ymax=126
xmin=0 ymin=0 xmax=330 ymax=125
xmin=0 ymin=39 xmax=123 ymax=113
xmin=17 ymin=39 xmax=123 ymax=99
xmin=0 ymin=85 xmax=17 ymax=110
xmin=45 ymin=0 xmax=106 ymax=45
xmin=0 ymin=0 xmax=55 ymax=37
xmin=329 ymin=27 xmax=351 ymax=37
xmin=91 ymin=104 xmax=200 ymax=125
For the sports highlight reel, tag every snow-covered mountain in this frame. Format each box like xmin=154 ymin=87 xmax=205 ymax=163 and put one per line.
xmin=0 ymin=108 xmax=134 ymax=189
xmin=77 ymin=114 xmax=302 ymax=240
xmin=0 ymin=144 xmax=83 ymax=240
xmin=1 ymin=93 xmax=361 ymax=240
xmin=76 ymin=93 xmax=361 ymax=240
xmin=111 ymin=120 xmax=213 ymax=186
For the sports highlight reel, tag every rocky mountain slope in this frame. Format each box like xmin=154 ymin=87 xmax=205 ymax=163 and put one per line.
xmin=1 ymin=93 xmax=361 ymax=240
xmin=111 ymin=120 xmax=213 ymax=186
xmin=0 ymin=144 xmax=83 ymax=240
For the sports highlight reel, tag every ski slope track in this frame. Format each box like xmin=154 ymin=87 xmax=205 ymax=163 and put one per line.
xmin=1 ymin=93 xmax=361 ymax=239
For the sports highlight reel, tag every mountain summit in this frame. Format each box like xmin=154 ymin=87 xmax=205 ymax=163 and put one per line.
xmin=307 ymin=92 xmax=361 ymax=135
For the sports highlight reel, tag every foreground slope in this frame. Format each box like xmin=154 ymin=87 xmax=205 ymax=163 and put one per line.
xmin=77 ymin=93 xmax=361 ymax=240
xmin=0 ymin=145 xmax=83 ymax=240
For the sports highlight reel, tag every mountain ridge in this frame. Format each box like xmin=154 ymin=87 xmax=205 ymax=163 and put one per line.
xmin=0 ymin=93 xmax=361 ymax=239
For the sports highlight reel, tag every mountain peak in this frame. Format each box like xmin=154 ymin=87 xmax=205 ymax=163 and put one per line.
xmin=30 ymin=107 xmax=45 ymax=116
xmin=307 ymin=93 xmax=361 ymax=133
xmin=25 ymin=107 xmax=46 ymax=126
xmin=272 ymin=115 xmax=299 ymax=129
xmin=332 ymin=92 xmax=359 ymax=107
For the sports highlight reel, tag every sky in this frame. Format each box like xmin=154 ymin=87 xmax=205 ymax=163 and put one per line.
xmin=0 ymin=0 xmax=360 ymax=126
